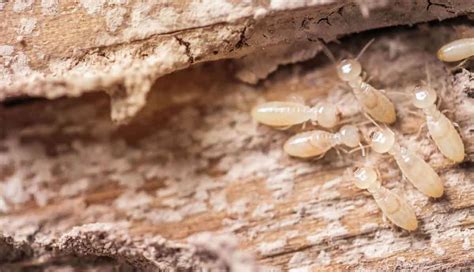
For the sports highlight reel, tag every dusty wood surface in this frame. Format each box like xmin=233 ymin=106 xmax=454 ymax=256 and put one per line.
xmin=1 ymin=0 xmax=474 ymax=123
xmin=1 ymin=22 xmax=473 ymax=270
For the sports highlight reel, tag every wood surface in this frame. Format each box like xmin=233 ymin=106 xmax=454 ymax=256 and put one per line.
xmin=1 ymin=24 xmax=473 ymax=270
xmin=1 ymin=0 xmax=474 ymax=123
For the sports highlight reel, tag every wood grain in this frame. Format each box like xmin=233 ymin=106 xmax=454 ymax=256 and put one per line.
xmin=2 ymin=0 xmax=473 ymax=123
xmin=0 ymin=24 xmax=473 ymax=271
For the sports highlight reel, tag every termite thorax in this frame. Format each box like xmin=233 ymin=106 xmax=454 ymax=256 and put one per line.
xmin=331 ymin=132 xmax=343 ymax=146
xmin=387 ymin=143 xmax=401 ymax=156
xmin=423 ymin=105 xmax=442 ymax=120
xmin=354 ymin=82 xmax=377 ymax=107
xmin=367 ymin=183 xmax=382 ymax=194
xmin=309 ymin=106 xmax=320 ymax=122
xmin=348 ymin=76 xmax=364 ymax=89
xmin=353 ymin=167 xmax=381 ymax=192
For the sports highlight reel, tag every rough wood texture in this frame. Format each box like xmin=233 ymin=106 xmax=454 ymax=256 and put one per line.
xmin=1 ymin=21 xmax=473 ymax=270
xmin=1 ymin=0 xmax=474 ymax=123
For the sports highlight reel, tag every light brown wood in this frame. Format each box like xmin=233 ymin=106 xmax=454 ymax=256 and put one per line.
xmin=1 ymin=0 xmax=474 ymax=123
xmin=1 ymin=24 xmax=473 ymax=270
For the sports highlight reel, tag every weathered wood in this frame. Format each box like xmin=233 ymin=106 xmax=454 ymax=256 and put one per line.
xmin=1 ymin=0 xmax=474 ymax=122
xmin=1 ymin=24 xmax=473 ymax=270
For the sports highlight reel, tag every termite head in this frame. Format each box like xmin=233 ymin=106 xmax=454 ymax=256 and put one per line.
xmin=336 ymin=59 xmax=362 ymax=82
xmin=344 ymin=166 xmax=382 ymax=192
xmin=412 ymin=85 xmax=437 ymax=109
xmin=369 ymin=128 xmax=395 ymax=154
xmin=349 ymin=166 xmax=381 ymax=191
xmin=338 ymin=125 xmax=360 ymax=148
xmin=313 ymin=102 xmax=340 ymax=128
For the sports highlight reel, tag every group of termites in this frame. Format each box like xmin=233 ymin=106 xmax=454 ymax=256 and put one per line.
xmin=252 ymin=38 xmax=472 ymax=231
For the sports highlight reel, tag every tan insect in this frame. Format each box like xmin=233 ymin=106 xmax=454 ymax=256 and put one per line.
xmin=322 ymin=40 xmax=397 ymax=124
xmin=437 ymin=38 xmax=474 ymax=62
xmin=412 ymin=85 xmax=465 ymax=162
xmin=369 ymin=127 xmax=444 ymax=198
xmin=349 ymin=166 xmax=418 ymax=231
xmin=251 ymin=101 xmax=340 ymax=129
xmin=283 ymin=125 xmax=361 ymax=158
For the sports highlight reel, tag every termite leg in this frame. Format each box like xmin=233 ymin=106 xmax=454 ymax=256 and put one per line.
xmin=334 ymin=148 xmax=342 ymax=160
xmin=406 ymin=110 xmax=424 ymax=118
xmin=338 ymin=116 xmax=363 ymax=126
xmin=380 ymin=171 xmax=400 ymax=181
xmin=363 ymin=112 xmax=381 ymax=129
xmin=311 ymin=152 xmax=328 ymax=161
xmin=356 ymin=120 xmax=374 ymax=126
xmin=359 ymin=142 xmax=366 ymax=157
xmin=453 ymin=57 xmax=471 ymax=71
xmin=336 ymin=146 xmax=351 ymax=154
xmin=274 ymin=125 xmax=293 ymax=131
xmin=387 ymin=91 xmax=410 ymax=97
xmin=379 ymin=153 xmax=393 ymax=162
xmin=436 ymin=96 xmax=443 ymax=110
xmin=441 ymin=108 xmax=455 ymax=115
xmin=415 ymin=122 xmax=427 ymax=139
xmin=375 ymin=168 xmax=383 ymax=182
xmin=401 ymin=174 xmax=409 ymax=184
xmin=361 ymin=71 xmax=370 ymax=82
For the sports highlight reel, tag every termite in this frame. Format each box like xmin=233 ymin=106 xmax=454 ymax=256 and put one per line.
xmin=412 ymin=84 xmax=465 ymax=162
xmin=349 ymin=166 xmax=418 ymax=231
xmin=437 ymin=38 xmax=474 ymax=62
xmin=283 ymin=125 xmax=361 ymax=158
xmin=369 ymin=127 xmax=444 ymax=198
xmin=251 ymin=101 xmax=340 ymax=129
xmin=322 ymin=39 xmax=397 ymax=124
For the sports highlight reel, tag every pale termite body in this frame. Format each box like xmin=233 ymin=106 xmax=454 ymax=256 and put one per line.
xmin=412 ymin=85 xmax=465 ymax=162
xmin=351 ymin=166 xmax=418 ymax=231
xmin=336 ymin=59 xmax=397 ymax=124
xmin=370 ymin=128 xmax=444 ymax=198
xmin=284 ymin=125 xmax=360 ymax=158
xmin=437 ymin=38 xmax=474 ymax=62
xmin=252 ymin=101 xmax=339 ymax=128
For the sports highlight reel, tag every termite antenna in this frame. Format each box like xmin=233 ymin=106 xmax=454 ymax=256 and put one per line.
xmin=425 ymin=64 xmax=431 ymax=87
xmin=375 ymin=168 xmax=383 ymax=182
xmin=356 ymin=38 xmax=375 ymax=60
xmin=348 ymin=144 xmax=369 ymax=156
xmin=343 ymin=167 xmax=354 ymax=181
xmin=363 ymin=112 xmax=381 ymax=129
xmin=383 ymin=124 xmax=396 ymax=135
xmin=319 ymin=41 xmax=337 ymax=64
xmin=438 ymin=80 xmax=447 ymax=108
